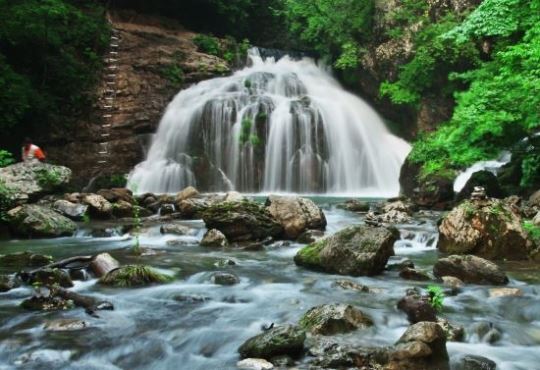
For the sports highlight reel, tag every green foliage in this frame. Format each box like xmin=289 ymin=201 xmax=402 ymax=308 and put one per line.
xmin=409 ymin=1 xmax=540 ymax=180
xmin=521 ymin=153 xmax=540 ymax=188
xmin=282 ymin=0 xmax=374 ymax=68
xmin=0 ymin=0 xmax=109 ymax=143
xmin=427 ymin=285 xmax=445 ymax=312
xmin=161 ymin=63 xmax=184 ymax=88
xmin=239 ymin=118 xmax=253 ymax=145
xmin=193 ymin=34 xmax=221 ymax=56
xmin=99 ymin=265 xmax=171 ymax=287
xmin=36 ymin=168 xmax=63 ymax=188
xmin=0 ymin=150 xmax=14 ymax=167
xmin=523 ymin=221 xmax=540 ymax=243
xmin=0 ymin=180 xmax=15 ymax=222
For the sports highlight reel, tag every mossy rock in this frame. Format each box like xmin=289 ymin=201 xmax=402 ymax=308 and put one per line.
xmin=299 ymin=304 xmax=373 ymax=335
xmin=294 ymin=225 xmax=397 ymax=276
xmin=238 ymin=324 xmax=306 ymax=360
xmin=6 ymin=204 xmax=77 ymax=238
xmin=0 ymin=251 xmax=52 ymax=273
xmin=99 ymin=265 xmax=172 ymax=287
xmin=202 ymin=200 xmax=283 ymax=241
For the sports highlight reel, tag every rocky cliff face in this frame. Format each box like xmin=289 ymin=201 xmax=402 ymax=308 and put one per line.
xmin=44 ymin=11 xmax=230 ymax=187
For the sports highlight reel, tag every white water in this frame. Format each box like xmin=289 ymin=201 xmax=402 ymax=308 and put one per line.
xmin=129 ymin=49 xmax=411 ymax=196
xmin=453 ymin=151 xmax=511 ymax=193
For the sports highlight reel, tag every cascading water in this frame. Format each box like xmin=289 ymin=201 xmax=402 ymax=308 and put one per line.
xmin=128 ymin=49 xmax=411 ymax=195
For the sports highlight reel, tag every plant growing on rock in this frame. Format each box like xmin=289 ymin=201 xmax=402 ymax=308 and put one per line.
xmin=0 ymin=180 xmax=15 ymax=222
xmin=427 ymin=285 xmax=445 ymax=312
xmin=36 ymin=168 xmax=64 ymax=188
xmin=0 ymin=150 xmax=14 ymax=167
xmin=523 ymin=221 xmax=540 ymax=244
xmin=99 ymin=265 xmax=171 ymax=287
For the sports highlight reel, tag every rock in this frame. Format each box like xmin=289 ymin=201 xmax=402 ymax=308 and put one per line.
xmin=53 ymin=200 xmax=88 ymax=220
xmin=386 ymin=257 xmax=415 ymax=271
xmin=160 ymin=223 xmax=194 ymax=235
xmin=333 ymin=279 xmax=371 ymax=292
xmin=21 ymin=294 xmax=74 ymax=311
xmin=437 ymin=318 xmax=464 ymax=342
xmin=399 ymin=157 xmax=455 ymax=209
xmin=224 ymin=191 xmax=245 ymax=202
xmin=437 ymin=198 xmax=535 ymax=260
xmin=397 ymin=293 xmax=438 ymax=324
xmin=389 ymin=321 xmax=449 ymax=370
xmin=294 ymin=225 xmax=397 ymax=276
xmin=6 ymin=205 xmax=77 ymax=238
xmin=30 ymin=269 xmax=73 ymax=288
xmin=159 ymin=204 xmax=175 ymax=215
xmin=399 ymin=268 xmax=431 ymax=281
xmin=383 ymin=200 xmax=416 ymax=214
xmin=178 ymin=198 xmax=211 ymax=219
xmin=533 ymin=212 xmax=540 ymax=226
xmin=0 ymin=251 xmax=52 ymax=271
xmin=299 ymin=304 xmax=373 ymax=335
xmin=203 ymin=201 xmax=283 ymax=241
xmin=99 ymin=265 xmax=171 ymax=287
xmin=441 ymin=276 xmax=464 ymax=294
xmin=44 ymin=319 xmax=88 ymax=332
xmin=367 ymin=209 xmax=412 ymax=224
xmin=529 ymin=190 xmax=540 ymax=207
xmin=309 ymin=343 xmax=389 ymax=369
xmin=488 ymin=287 xmax=524 ymax=298
xmin=296 ymin=229 xmax=325 ymax=244
xmin=90 ymin=253 xmax=120 ymax=278
xmin=201 ymin=228 xmax=228 ymax=247
xmin=0 ymin=274 xmax=20 ymax=292
xmin=237 ymin=358 xmax=274 ymax=370
xmin=97 ymin=188 xmax=134 ymax=203
xmin=454 ymin=355 xmax=497 ymax=370
xmin=175 ymin=186 xmax=199 ymax=203
xmin=0 ymin=162 xmax=71 ymax=204
xmin=112 ymin=200 xmax=134 ymax=218
xmin=433 ymin=255 xmax=509 ymax=285
xmin=471 ymin=322 xmax=502 ymax=344
xmin=214 ymin=258 xmax=236 ymax=267
xmin=211 ymin=272 xmax=240 ymax=285
xmin=238 ymin=325 xmax=306 ymax=360
xmin=265 ymin=195 xmax=326 ymax=239
xmin=337 ymin=199 xmax=370 ymax=212
xmin=82 ymin=194 xmax=113 ymax=219
xmin=457 ymin=171 xmax=505 ymax=201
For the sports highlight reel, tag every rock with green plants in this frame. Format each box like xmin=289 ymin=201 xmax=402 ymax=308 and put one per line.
xmin=6 ymin=204 xmax=77 ymax=238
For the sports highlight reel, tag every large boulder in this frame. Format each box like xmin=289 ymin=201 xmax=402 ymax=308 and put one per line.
xmin=200 ymin=229 xmax=228 ymax=247
xmin=82 ymin=194 xmax=113 ymax=219
xmin=299 ymin=304 xmax=373 ymax=335
xmin=433 ymin=255 xmax=508 ymax=285
xmin=265 ymin=195 xmax=326 ymax=239
xmin=202 ymin=201 xmax=283 ymax=241
xmin=90 ymin=253 xmax=120 ymax=278
xmin=175 ymin=186 xmax=199 ymax=204
xmin=96 ymin=188 xmax=134 ymax=203
xmin=0 ymin=252 xmax=52 ymax=272
xmin=238 ymin=325 xmax=306 ymax=360
xmin=294 ymin=225 xmax=397 ymax=276
xmin=0 ymin=162 xmax=71 ymax=204
xmin=437 ymin=198 xmax=535 ymax=260
xmin=6 ymin=204 xmax=76 ymax=238
xmin=53 ymin=200 xmax=87 ymax=220
xmin=389 ymin=321 xmax=449 ymax=370
xmin=397 ymin=290 xmax=437 ymax=324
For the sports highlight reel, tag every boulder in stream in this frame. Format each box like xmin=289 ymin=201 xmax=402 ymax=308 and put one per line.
xmin=294 ymin=225 xmax=397 ymax=276
xmin=454 ymin=354 xmax=497 ymax=370
xmin=90 ymin=253 xmax=120 ymax=278
xmin=299 ymin=303 xmax=373 ymax=335
xmin=82 ymin=194 xmax=113 ymax=219
xmin=265 ymin=195 xmax=326 ymax=239
xmin=112 ymin=200 xmax=134 ymax=218
xmin=210 ymin=272 xmax=239 ymax=285
xmin=202 ymin=200 xmax=283 ymax=241
xmin=389 ymin=321 xmax=449 ymax=370
xmin=237 ymin=358 xmax=274 ymax=370
xmin=433 ymin=255 xmax=509 ymax=285
xmin=0 ymin=251 xmax=52 ymax=271
xmin=397 ymin=290 xmax=437 ymax=324
xmin=160 ymin=223 xmax=194 ymax=235
xmin=6 ymin=204 xmax=76 ymax=238
xmin=175 ymin=186 xmax=199 ymax=204
xmin=99 ymin=265 xmax=171 ymax=287
xmin=238 ymin=324 xmax=306 ymax=360
xmin=53 ymin=200 xmax=87 ymax=220
xmin=201 ymin=229 xmax=228 ymax=247
xmin=437 ymin=198 xmax=536 ymax=260
xmin=0 ymin=274 xmax=21 ymax=292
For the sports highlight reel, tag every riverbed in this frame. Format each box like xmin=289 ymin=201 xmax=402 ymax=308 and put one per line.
xmin=1 ymin=197 xmax=539 ymax=370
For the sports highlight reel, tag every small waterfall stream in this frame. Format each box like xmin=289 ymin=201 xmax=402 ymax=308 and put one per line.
xmin=128 ymin=49 xmax=410 ymax=196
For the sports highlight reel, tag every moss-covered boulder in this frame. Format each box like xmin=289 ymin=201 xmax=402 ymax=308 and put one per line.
xmin=437 ymin=198 xmax=536 ymax=260
xmin=238 ymin=324 xmax=306 ymax=360
xmin=99 ymin=265 xmax=171 ymax=287
xmin=6 ymin=204 xmax=77 ymax=238
xmin=29 ymin=268 xmax=73 ymax=288
xmin=0 ymin=251 xmax=52 ymax=272
xmin=294 ymin=225 xmax=397 ymax=276
xmin=202 ymin=200 xmax=283 ymax=241
xmin=299 ymin=304 xmax=373 ymax=335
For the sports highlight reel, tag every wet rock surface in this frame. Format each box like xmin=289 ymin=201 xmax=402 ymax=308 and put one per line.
xmin=294 ymin=225 xmax=397 ymax=276
xmin=238 ymin=325 xmax=306 ymax=360
xmin=265 ymin=195 xmax=326 ymax=239
xmin=433 ymin=255 xmax=509 ymax=285
xmin=7 ymin=205 xmax=77 ymax=238
xmin=299 ymin=304 xmax=373 ymax=335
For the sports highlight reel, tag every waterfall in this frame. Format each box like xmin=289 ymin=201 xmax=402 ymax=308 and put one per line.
xmin=128 ymin=49 xmax=411 ymax=196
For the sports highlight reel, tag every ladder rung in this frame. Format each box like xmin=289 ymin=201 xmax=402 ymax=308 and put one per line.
xmin=103 ymin=114 xmax=112 ymax=118
xmin=109 ymin=51 xmax=118 ymax=55
xmin=102 ymin=124 xmax=111 ymax=128
xmin=106 ymin=81 xmax=115 ymax=85
xmin=106 ymin=74 xmax=116 ymax=78
xmin=105 ymin=98 xmax=114 ymax=101
xmin=101 ymin=134 xmax=111 ymax=137
xmin=111 ymin=36 xmax=119 ymax=40
xmin=98 ymin=151 xmax=108 ymax=154
xmin=98 ymin=161 xmax=108 ymax=164
xmin=110 ymin=44 xmax=119 ymax=48
xmin=107 ymin=66 xmax=118 ymax=70
xmin=103 ymin=105 xmax=113 ymax=109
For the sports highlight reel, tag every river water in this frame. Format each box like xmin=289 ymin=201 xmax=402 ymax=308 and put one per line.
xmin=1 ymin=197 xmax=539 ymax=370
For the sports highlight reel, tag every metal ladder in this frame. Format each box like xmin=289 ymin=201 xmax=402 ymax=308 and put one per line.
xmin=94 ymin=27 xmax=121 ymax=171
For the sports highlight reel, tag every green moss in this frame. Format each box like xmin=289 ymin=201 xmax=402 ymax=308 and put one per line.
xmin=295 ymin=240 xmax=325 ymax=267
xmin=523 ymin=221 xmax=540 ymax=243
xmin=99 ymin=265 xmax=172 ymax=287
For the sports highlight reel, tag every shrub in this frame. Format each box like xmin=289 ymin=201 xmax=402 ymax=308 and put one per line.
xmin=0 ymin=150 xmax=14 ymax=167
xmin=193 ymin=34 xmax=221 ymax=56
xmin=0 ymin=180 xmax=15 ymax=221
xmin=427 ymin=285 xmax=445 ymax=312
xmin=36 ymin=168 xmax=64 ymax=188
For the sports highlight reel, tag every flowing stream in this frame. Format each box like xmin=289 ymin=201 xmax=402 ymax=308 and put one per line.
xmin=1 ymin=198 xmax=540 ymax=370
xmin=128 ymin=50 xmax=410 ymax=196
